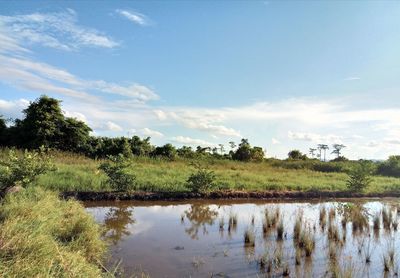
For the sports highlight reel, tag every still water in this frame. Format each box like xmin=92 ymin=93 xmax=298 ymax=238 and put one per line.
xmin=85 ymin=199 xmax=400 ymax=278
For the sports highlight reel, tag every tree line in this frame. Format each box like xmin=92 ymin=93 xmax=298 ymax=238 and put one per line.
xmin=0 ymin=95 xmax=264 ymax=162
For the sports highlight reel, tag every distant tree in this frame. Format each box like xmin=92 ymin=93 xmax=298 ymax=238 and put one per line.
xmin=19 ymin=95 xmax=65 ymax=148
xmin=309 ymin=148 xmax=317 ymax=158
xmin=232 ymin=139 xmax=252 ymax=161
xmin=121 ymin=138 xmax=133 ymax=158
xmin=318 ymin=144 xmax=329 ymax=162
xmin=130 ymin=136 xmax=154 ymax=156
xmin=229 ymin=141 xmax=236 ymax=150
xmin=218 ymin=144 xmax=224 ymax=155
xmin=177 ymin=146 xmax=195 ymax=158
xmin=151 ymin=143 xmax=177 ymax=160
xmin=288 ymin=150 xmax=307 ymax=160
xmin=59 ymin=117 xmax=92 ymax=152
xmin=251 ymin=147 xmax=265 ymax=162
xmin=331 ymin=144 xmax=346 ymax=159
xmin=377 ymin=155 xmax=400 ymax=177
xmin=0 ymin=116 xmax=6 ymax=146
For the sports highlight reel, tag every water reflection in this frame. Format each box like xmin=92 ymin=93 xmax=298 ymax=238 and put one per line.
xmin=103 ymin=204 xmax=135 ymax=244
xmin=183 ymin=204 xmax=218 ymax=239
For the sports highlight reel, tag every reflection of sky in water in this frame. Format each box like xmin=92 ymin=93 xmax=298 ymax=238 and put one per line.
xmin=85 ymin=199 xmax=400 ymax=278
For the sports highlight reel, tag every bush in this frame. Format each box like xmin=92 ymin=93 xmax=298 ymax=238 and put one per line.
xmin=99 ymin=155 xmax=136 ymax=191
xmin=377 ymin=155 xmax=400 ymax=177
xmin=0 ymin=148 xmax=54 ymax=192
xmin=0 ymin=187 xmax=107 ymax=277
xmin=347 ymin=162 xmax=372 ymax=192
xmin=186 ymin=164 xmax=217 ymax=193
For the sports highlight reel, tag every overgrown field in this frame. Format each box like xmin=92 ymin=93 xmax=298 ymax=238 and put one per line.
xmin=30 ymin=151 xmax=400 ymax=193
xmin=0 ymin=187 xmax=110 ymax=277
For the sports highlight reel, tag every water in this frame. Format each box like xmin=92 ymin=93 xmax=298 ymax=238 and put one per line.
xmin=85 ymin=199 xmax=400 ymax=277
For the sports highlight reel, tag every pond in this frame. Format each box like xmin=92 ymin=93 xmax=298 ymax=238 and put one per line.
xmin=85 ymin=199 xmax=400 ymax=278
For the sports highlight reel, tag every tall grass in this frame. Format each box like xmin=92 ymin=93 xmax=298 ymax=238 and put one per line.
xmin=0 ymin=187 xmax=109 ymax=277
xmin=6 ymin=149 xmax=398 ymax=193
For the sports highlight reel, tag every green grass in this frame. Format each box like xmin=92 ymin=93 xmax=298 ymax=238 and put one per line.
xmin=31 ymin=151 xmax=400 ymax=193
xmin=0 ymin=187 xmax=110 ymax=277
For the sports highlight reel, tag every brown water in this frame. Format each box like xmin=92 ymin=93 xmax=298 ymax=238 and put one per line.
xmin=85 ymin=199 xmax=400 ymax=278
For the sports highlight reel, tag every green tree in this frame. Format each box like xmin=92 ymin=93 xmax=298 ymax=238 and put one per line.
xmin=152 ymin=143 xmax=177 ymax=160
xmin=99 ymin=155 xmax=136 ymax=191
xmin=130 ymin=136 xmax=154 ymax=156
xmin=377 ymin=155 xmax=400 ymax=177
xmin=0 ymin=116 xmax=7 ymax=146
xmin=288 ymin=150 xmax=307 ymax=160
xmin=251 ymin=147 xmax=265 ymax=162
xmin=59 ymin=117 xmax=92 ymax=152
xmin=347 ymin=161 xmax=372 ymax=192
xmin=20 ymin=95 xmax=65 ymax=148
xmin=233 ymin=139 xmax=252 ymax=161
xmin=331 ymin=144 xmax=346 ymax=159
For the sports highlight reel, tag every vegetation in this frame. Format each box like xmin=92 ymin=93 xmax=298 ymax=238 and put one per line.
xmin=347 ymin=162 xmax=373 ymax=192
xmin=0 ymin=148 xmax=54 ymax=193
xmin=186 ymin=163 xmax=217 ymax=193
xmin=99 ymin=155 xmax=137 ymax=191
xmin=0 ymin=187 xmax=108 ymax=277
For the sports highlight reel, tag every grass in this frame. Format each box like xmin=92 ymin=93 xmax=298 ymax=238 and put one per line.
xmin=23 ymin=150 xmax=400 ymax=193
xmin=0 ymin=187 xmax=109 ymax=277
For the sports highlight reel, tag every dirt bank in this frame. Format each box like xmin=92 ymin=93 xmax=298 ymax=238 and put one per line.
xmin=61 ymin=190 xmax=400 ymax=201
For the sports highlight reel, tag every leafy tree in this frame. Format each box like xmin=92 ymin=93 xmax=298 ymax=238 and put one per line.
xmin=0 ymin=116 xmax=6 ymax=146
xmin=377 ymin=155 xmax=400 ymax=177
xmin=121 ymin=137 xmax=133 ymax=158
xmin=59 ymin=117 xmax=92 ymax=152
xmin=233 ymin=139 xmax=252 ymax=161
xmin=0 ymin=148 xmax=54 ymax=193
xmin=331 ymin=144 xmax=346 ymax=159
xmin=151 ymin=143 xmax=177 ymax=160
xmin=309 ymin=148 xmax=317 ymax=158
xmin=177 ymin=146 xmax=195 ymax=158
xmin=20 ymin=95 xmax=65 ymax=148
xmin=347 ymin=162 xmax=372 ymax=192
xmin=99 ymin=155 xmax=136 ymax=191
xmin=130 ymin=136 xmax=154 ymax=156
xmin=251 ymin=146 xmax=265 ymax=162
xmin=186 ymin=163 xmax=217 ymax=193
xmin=288 ymin=150 xmax=307 ymax=160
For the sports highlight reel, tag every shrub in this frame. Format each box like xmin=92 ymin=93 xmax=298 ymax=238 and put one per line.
xmin=0 ymin=148 xmax=54 ymax=192
xmin=99 ymin=155 xmax=136 ymax=191
xmin=377 ymin=155 xmax=400 ymax=177
xmin=346 ymin=162 xmax=372 ymax=192
xmin=186 ymin=164 xmax=216 ymax=193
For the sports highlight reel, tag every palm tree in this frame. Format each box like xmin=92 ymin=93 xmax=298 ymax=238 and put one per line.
xmin=218 ymin=144 xmax=225 ymax=155
xmin=309 ymin=148 xmax=317 ymax=158
xmin=331 ymin=144 xmax=346 ymax=158
xmin=317 ymin=144 xmax=329 ymax=162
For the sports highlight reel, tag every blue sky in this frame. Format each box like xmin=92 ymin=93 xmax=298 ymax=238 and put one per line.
xmin=0 ymin=1 xmax=399 ymax=159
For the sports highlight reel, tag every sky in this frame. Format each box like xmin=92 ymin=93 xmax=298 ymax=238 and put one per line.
xmin=0 ymin=1 xmax=399 ymax=160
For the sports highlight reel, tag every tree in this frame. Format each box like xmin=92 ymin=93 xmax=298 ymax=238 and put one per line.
xmin=229 ymin=141 xmax=236 ymax=150
xmin=130 ymin=136 xmax=154 ymax=156
xmin=59 ymin=117 xmax=92 ymax=152
xmin=331 ymin=144 xmax=346 ymax=159
xmin=377 ymin=156 xmax=400 ymax=177
xmin=251 ymin=147 xmax=265 ymax=162
xmin=151 ymin=143 xmax=177 ymax=160
xmin=20 ymin=95 xmax=65 ymax=148
xmin=318 ymin=144 xmax=329 ymax=162
xmin=232 ymin=139 xmax=252 ymax=161
xmin=347 ymin=162 xmax=372 ymax=192
xmin=177 ymin=146 xmax=195 ymax=158
xmin=0 ymin=116 xmax=6 ymax=146
xmin=309 ymin=148 xmax=317 ymax=158
xmin=218 ymin=144 xmax=225 ymax=155
xmin=288 ymin=150 xmax=307 ymax=160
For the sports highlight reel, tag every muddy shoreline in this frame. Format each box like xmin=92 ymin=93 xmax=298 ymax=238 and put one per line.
xmin=61 ymin=190 xmax=400 ymax=201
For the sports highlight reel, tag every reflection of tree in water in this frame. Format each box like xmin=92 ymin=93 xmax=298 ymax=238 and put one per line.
xmin=183 ymin=204 xmax=219 ymax=239
xmin=103 ymin=204 xmax=135 ymax=244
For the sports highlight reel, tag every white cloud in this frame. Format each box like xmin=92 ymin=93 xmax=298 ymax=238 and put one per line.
xmin=288 ymin=131 xmax=343 ymax=144
xmin=272 ymin=138 xmax=281 ymax=145
xmin=104 ymin=121 xmax=123 ymax=132
xmin=115 ymin=9 xmax=151 ymax=26
xmin=140 ymin=127 xmax=164 ymax=137
xmin=344 ymin=77 xmax=361 ymax=81
xmin=171 ymin=136 xmax=216 ymax=147
xmin=0 ymin=9 xmax=118 ymax=51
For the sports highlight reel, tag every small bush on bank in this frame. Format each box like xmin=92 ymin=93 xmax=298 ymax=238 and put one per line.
xmin=347 ymin=162 xmax=372 ymax=192
xmin=186 ymin=163 xmax=217 ymax=193
xmin=99 ymin=155 xmax=136 ymax=191
xmin=0 ymin=148 xmax=54 ymax=193
xmin=0 ymin=187 xmax=107 ymax=277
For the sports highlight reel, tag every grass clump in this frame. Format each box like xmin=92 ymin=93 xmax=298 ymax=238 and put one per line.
xmin=243 ymin=228 xmax=255 ymax=247
xmin=0 ymin=187 xmax=107 ymax=277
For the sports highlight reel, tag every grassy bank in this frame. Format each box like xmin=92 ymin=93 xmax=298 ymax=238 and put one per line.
xmin=0 ymin=187 xmax=109 ymax=277
xmin=31 ymin=151 xmax=400 ymax=194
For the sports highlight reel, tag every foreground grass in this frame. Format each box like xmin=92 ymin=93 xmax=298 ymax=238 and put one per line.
xmin=0 ymin=187 xmax=109 ymax=277
xmin=32 ymin=151 xmax=400 ymax=193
